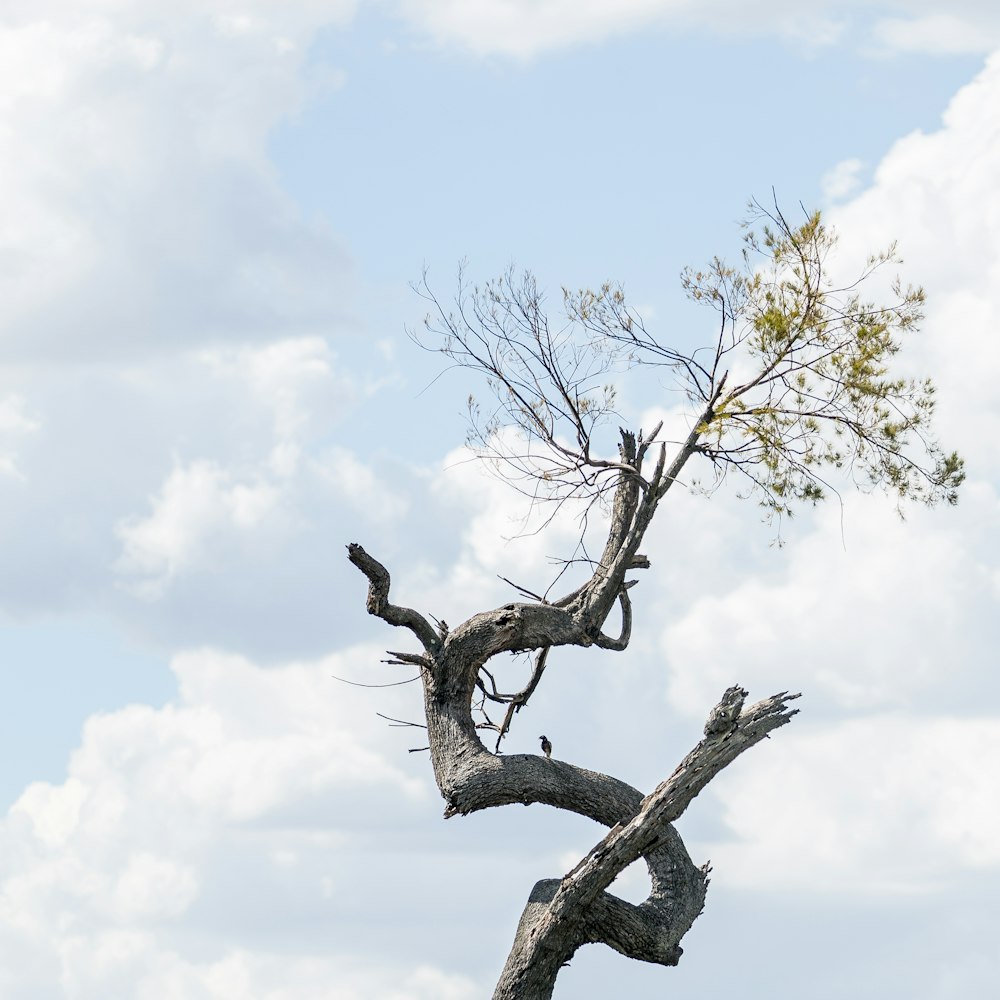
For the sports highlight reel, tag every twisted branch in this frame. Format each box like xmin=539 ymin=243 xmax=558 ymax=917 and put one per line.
xmin=492 ymin=689 xmax=801 ymax=1000
xmin=346 ymin=543 xmax=440 ymax=653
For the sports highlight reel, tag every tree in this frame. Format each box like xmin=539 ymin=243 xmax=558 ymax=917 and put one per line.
xmin=347 ymin=203 xmax=963 ymax=999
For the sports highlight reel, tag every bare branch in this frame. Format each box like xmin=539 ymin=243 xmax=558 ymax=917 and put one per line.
xmin=384 ymin=650 xmax=431 ymax=667
xmin=591 ymin=587 xmax=633 ymax=651
xmin=492 ymin=689 xmax=800 ymax=999
xmin=376 ymin=712 xmax=427 ymax=729
xmin=330 ymin=672 xmax=421 ymax=689
xmin=490 ymin=646 xmax=551 ymax=751
xmin=558 ymin=689 xmax=799 ymax=909
xmin=346 ymin=543 xmax=440 ymax=653
xmin=498 ymin=574 xmax=547 ymax=603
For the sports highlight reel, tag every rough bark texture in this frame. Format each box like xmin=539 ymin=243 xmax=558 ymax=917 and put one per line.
xmin=491 ymin=689 xmax=798 ymax=998
xmin=347 ymin=417 xmax=800 ymax=999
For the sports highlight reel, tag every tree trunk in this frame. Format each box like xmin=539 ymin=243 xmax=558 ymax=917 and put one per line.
xmin=348 ymin=538 xmax=798 ymax=997
xmin=347 ymin=419 xmax=798 ymax=997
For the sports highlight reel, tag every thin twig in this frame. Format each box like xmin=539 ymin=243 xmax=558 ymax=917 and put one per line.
xmin=376 ymin=712 xmax=427 ymax=729
xmin=331 ymin=673 xmax=421 ymax=688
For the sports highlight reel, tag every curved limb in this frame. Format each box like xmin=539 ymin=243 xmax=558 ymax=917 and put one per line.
xmin=346 ymin=543 xmax=441 ymax=653
xmin=492 ymin=689 xmax=801 ymax=1000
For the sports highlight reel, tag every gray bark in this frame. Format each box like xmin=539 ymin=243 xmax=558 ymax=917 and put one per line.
xmin=347 ymin=416 xmax=799 ymax=998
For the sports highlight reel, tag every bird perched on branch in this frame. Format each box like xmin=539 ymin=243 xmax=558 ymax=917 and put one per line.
xmin=539 ymin=735 xmax=552 ymax=759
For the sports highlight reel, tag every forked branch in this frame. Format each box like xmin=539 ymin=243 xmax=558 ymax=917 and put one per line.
xmin=492 ymin=688 xmax=801 ymax=1000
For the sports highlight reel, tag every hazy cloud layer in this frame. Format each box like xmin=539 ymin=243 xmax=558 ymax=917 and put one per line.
xmin=0 ymin=2 xmax=406 ymax=658
xmin=392 ymin=0 xmax=1000 ymax=58
xmin=0 ymin=2 xmax=358 ymax=364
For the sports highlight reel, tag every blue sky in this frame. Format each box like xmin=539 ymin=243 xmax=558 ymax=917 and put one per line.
xmin=1 ymin=3 xmax=998 ymax=998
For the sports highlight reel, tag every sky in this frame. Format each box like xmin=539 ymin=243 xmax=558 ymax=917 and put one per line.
xmin=1 ymin=2 xmax=998 ymax=998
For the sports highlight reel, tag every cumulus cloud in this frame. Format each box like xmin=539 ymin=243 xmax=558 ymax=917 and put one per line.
xmin=662 ymin=489 xmax=999 ymax=720
xmin=648 ymin=48 xmax=1000 ymax=901
xmin=393 ymin=0 xmax=693 ymax=58
xmin=695 ymin=715 xmax=1000 ymax=891
xmin=0 ymin=322 xmax=405 ymax=656
xmin=0 ymin=0 xmax=407 ymax=643
xmin=113 ymin=339 xmax=347 ymax=596
xmin=828 ymin=51 xmax=1000 ymax=478
xmin=0 ymin=2 xmax=358 ymax=363
xmin=0 ymin=1 xmax=397 ymax=653
xmin=0 ymin=644 xmax=456 ymax=999
xmin=116 ymin=459 xmax=284 ymax=597
xmin=0 ymin=395 xmax=38 ymax=436
xmin=101 ymin=334 xmax=412 ymax=638
xmin=657 ymin=46 xmax=1000 ymax=716
xmin=198 ymin=337 xmax=350 ymax=473
xmin=389 ymin=436 xmax=623 ymax=629
xmin=0 ymin=940 xmax=479 ymax=1000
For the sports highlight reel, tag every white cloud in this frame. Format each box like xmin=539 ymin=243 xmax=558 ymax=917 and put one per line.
xmin=0 ymin=393 xmax=39 ymax=479
xmin=873 ymin=12 xmax=1000 ymax=54
xmin=654 ymin=42 xmax=1000 ymax=906
xmin=389 ymin=0 xmax=852 ymax=58
xmin=199 ymin=338 xmax=340 ymax=452
xmin=0 ymin=395 xmax=38 ymax=435
xmin=391 ymin=0 xmax=1000 ymax=58
xmin=399 ymin=438 xmax=616 ymax=624
xmin=0 ymin=644 xmax=449 ymax=999
xmin=828 ymin=50 xmax=1000 ymax=475
xmin=111 ymin=852 xmax=200 ymax=921
xmin=647 ymin=45 xmax=1000 ymax=756
xmin=0 ymin=1 xmax=392 ymax=646
xmin=1 ymin=5 xmax=998 ymax=996
xmin=0 ymin=0 xmax=411 ymax=642
xmin=0 ymin=330 xmax=408 ymax=657
xmin=393 ymin=0 xmax=691 ymax=58
xmin=821 ymin=157 xmax=865 ymax=203
xmin=116 ymin=459 xmax=284 ymax=597
xmin=314 ymin=446 xmax=410 ymax=522
xmin=696 ymin=715 xmax=1000 ymax=891
xmin=0 ymin=2 xmax=357 ymax=363
xmin=662 ymin=488 xmax=998 ymax=719
xmin=109 ymin=336 xmax=408 ymax=606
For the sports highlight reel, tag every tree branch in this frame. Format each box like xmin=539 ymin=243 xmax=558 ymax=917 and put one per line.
xmin=491 ymin=646 xmax=551 ymax=751
xmin=491 ymin=688 xmax=800 ymax=1000
xmin=348 ymin=544 xmax=801 ymax=999
xmin=346 ymin=543 xmax=440 ymax=653
xmin=590 ymin=587 xmax=632 ymax=650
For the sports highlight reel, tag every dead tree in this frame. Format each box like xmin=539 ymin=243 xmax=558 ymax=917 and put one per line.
xmin=347 ymin=203 xmax=962 ymax=999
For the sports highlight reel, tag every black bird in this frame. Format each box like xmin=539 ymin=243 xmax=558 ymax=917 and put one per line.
xmin=539 ymin=735 xmax=552 ymax=759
